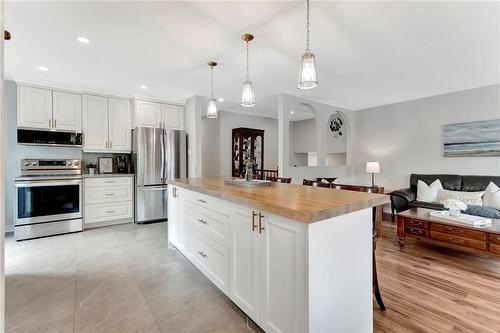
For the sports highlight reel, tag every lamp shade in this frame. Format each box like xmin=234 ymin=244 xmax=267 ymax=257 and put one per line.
xmin=206 ymin=97 xmax=218 ymax=118
xmin=366 ymin=161 xmax=380 ymax=173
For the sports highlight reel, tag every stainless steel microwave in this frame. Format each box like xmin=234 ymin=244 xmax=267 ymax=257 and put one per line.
xmin=17 ymin=129 xmax=82 ymax=147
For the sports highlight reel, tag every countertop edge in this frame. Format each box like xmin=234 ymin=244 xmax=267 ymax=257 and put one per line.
xmin=167 ymin=179 xmax=390 ymax=223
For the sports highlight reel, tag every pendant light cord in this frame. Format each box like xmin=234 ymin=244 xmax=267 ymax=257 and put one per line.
xmin=306 ymin=0 xmax=310 ymax=51
xmin=246 ymin=41 xmax=250 ymax=81
xmin=210 ymin=65 xmax=214 ymax=98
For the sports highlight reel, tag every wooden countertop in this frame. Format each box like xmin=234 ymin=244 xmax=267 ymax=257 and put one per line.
xmin=167 ymin=177 xmax=390 ymax=223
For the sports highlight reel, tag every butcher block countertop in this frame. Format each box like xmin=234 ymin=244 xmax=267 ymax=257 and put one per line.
xmin=167 ymin=177 xmax=390 ymax=223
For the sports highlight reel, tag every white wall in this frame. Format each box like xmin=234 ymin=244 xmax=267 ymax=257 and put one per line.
xmin=4 ymin=80 xmax=82 ymax=232
xmin=219 ymin=111 xmax=278 ymax=177
xmin=278 ymin=94 xmax=355 ymax=184
xmin=201 ymin=115 xmax=221 ymax=177
xmin=352 ymin=84 xmax=500 ymax=190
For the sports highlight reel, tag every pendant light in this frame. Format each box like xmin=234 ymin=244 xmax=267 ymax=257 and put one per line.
xmin=241 ymin=33 xmax=256 ymax=107
xmin=297 ymin=0 xmax=318 ymax=89
xmin=206 ymin=61 xmax=218 ymax=118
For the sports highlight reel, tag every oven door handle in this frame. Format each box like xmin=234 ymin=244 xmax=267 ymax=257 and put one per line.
xmin=15 ymin=180 xmax=82 ymax=187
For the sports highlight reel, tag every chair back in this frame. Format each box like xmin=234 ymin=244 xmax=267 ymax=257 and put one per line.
xmin=267 ymin=176 xmax=292 ymax=183
xmin=303 ymin=179 xmax=331 ymax=188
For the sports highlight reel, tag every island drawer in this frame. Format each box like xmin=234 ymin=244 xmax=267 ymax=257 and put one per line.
xmin=405 ymin=227 xmax=428 ymax=237
xmin=188 ymin=229 xmax=228 ymax=293
xmin=85 ymin=177 xmax=133 ymax=188
xmin=187 ymin=191 xmax=229 ymax=216
xmin=406 ymin=219 xmax=428 ymax=229
xmin=489 ymin=234 xmax=500 ymax=245
xmin=489 ymin=243 xmax=500 ymax=256
xmin=430 ymin=224 xmax=486 ymax=241
xmin=187 ymin=203 xmax=228 ymax=247
xmin=430 ymin=231 xmax=486 ymax=251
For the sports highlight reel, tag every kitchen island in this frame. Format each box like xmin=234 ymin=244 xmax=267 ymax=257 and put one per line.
xmin=166 ymin=177 xmax=390 ymax=333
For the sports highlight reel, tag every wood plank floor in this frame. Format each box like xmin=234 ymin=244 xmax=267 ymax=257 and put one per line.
xmin=374 ymin=220 xmax=500 ymax=333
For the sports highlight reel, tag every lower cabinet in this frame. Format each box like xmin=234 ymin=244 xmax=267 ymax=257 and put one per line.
xmin=84 ymin=176 xmax=133 ymax=227
xmin=167 ymin=188 xmax=307 ymax=333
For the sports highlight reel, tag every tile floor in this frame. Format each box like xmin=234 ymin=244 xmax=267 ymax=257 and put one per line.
xmin=5 ymin=222 xmax=261 ymax=333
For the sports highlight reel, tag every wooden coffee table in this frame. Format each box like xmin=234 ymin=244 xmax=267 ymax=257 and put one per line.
xmin=397 ymin=208 xmax=500 ymax=257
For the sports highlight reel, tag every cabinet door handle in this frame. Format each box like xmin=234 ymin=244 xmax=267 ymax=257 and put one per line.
xmin=105 ymin=210 xmax=115 ymax=214
xmin=105 ymin=193 xmax=114 ymax=196
xmin=105 ymin=180 xmax=115 ymax=184
xmin=198 ymin=251 xmax=207 ymax=258
xmin=251 ymin=211 xmax=258 ymax=231
xmin=197 ymin=199 xmax=207 ymax=203
xmin=173 ymin=187 xmax=177 ymax=198
xmin=258 ymin=212 xmax=264 ymax=234
xmin=197 ymin=219 xmax=208 ymax=224
xmin=49 ymin=119 xmax=52 ymax=128
xmin=54 ymin=119 xmax=56 ymax=128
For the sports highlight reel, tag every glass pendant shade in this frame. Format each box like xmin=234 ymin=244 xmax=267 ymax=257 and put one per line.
xmin=297 ymin=50 xmax=318 ymax=89
xmin=240 ymin=80 xmax=255 ymax=107
xmin=206 ymin=97 xmax=218 ymax=118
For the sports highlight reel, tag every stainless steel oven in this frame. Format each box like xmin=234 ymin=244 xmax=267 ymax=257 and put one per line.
xmin=14 ymin=159 xmax=83 ymax=241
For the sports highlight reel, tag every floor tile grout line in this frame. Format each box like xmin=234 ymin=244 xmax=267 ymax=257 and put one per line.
xmin=119 ymin=227 xmax=163 ymax=332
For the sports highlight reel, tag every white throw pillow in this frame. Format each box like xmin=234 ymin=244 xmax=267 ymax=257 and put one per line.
xmin=437 ymin=189 xmax=484 ymax=206
xmin=483 ymin=182 xmax=500 ymax=210
xmin=416 ymin=179 xmax=443 ymax=202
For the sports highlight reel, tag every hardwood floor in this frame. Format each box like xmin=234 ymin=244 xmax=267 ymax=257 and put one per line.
xmin=374 ymin=220 xmax=500 ymax=333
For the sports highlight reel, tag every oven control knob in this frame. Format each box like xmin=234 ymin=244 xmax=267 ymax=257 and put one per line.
xmin=31 ymin=161 xmax=38 ymax=166
xmin=73 ymin=161 xmax=79 ymax=166
xmin=24 ymin=162 xmax=31 ymax=167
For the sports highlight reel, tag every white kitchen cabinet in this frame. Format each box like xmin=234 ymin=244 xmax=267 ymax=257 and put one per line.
xmin=84 ymin=176 xmax=134 ymax=227
xmin=135 ymin=100 xmax=162 ymax=128
xmin=168 ymin=185 xmax=180 ymax=248
xmin=82 ymin=95 xmax=108 ymax=151
xmin=52 ymin=91 xmax=82 ymax=132
xmin=18 ymin=86 xmax=52 ymax=130
xmin=108 ymin=98 xmax=132 ymax=152
xmin=83 ymin=94 xmax=132 ymax=153
xmin=228 ymin=205 xmax=261 ymax=324
xmin=135 ymin=99 xmax=183 ymax=129
xmin=177 ymin=188 xmax=187 ymax=253
xmin=162 ymin=104 xmax=182 ymax=129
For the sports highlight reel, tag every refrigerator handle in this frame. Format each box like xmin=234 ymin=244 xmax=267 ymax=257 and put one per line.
xmin=160 ymin=130 xmax=165 ymax=182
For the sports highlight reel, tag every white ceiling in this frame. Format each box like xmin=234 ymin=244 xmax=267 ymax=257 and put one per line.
xmin=5 ymin=1 xmax=500 ymax=111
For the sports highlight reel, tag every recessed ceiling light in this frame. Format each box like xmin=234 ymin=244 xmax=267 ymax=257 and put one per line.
xmin=140 ymin=85 xmax=148 ymax=90
xmin=77 ymin=37 xmax=90 ymax=44
xmin=290 ymin=110 xmax=295 ymax=114
xmin=218 ymin=98 xmax=224 ymax=102
xmin=38 ymin=66 xmax=48 ymax=71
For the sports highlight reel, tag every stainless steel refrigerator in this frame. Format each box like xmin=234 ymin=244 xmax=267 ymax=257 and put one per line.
xmin=133 ymin=127 xmax=187 ymax=223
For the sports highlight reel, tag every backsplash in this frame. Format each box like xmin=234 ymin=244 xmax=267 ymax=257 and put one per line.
xmin=82 ymin=152 xmax=133 ymax=174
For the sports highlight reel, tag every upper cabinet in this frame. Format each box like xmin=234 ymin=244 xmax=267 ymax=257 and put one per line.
xmin=82 ymin=94 xmax=132 ymax=153
xmin=134 ymin=99 xmax=183 ymax=129
xmin=53 ymin=91 xmax=82 ymax=132
xmin=18 ymin=85 xmax=81 ymax=132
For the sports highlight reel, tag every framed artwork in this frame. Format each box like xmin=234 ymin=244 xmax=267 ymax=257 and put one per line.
xmin=444 ymin=119 xmax=500 ymax=157
xmin=329 ymin=112 xmax=344 ymax=138
xmin=98 ymin=157 xmax=113 ymax=173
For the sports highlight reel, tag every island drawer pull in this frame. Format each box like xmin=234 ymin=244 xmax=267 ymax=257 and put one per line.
xmin=105 ymin=210 xmax=116 ymax=214
xmin=252 ymin=211 xmax=258 ymax=231
xmin=197 ymin=219 xmax=208 ymax=224
xmin=198 ymin=251 xmax=207 ymax=258
xmin=258 ymin=212 xmax=264 ymax=234
xmin=105 ymin=193 xmax=115 ymax=196
xmin=197 ymin=199 xmax=207 ymax=203
xmin=105 ymin=180 xmax=115 ymax=184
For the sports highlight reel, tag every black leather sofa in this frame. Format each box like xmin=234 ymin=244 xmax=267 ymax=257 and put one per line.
xmin=390 ymin=174 xmax=500 ymax=215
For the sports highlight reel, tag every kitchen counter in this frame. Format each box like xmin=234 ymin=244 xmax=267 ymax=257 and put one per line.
xmin=167 ymin=177 xmax=389 ymax=332
xmin=82 ymin=173 xmax=134 ymax=178
xmin=167 ymin=177 xmax=389 ymax=223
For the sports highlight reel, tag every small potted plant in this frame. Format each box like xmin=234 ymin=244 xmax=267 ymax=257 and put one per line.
xmin=243 ymin=159 xmax=254 ymax=181
xmin=87 ymin=163 xmax=97 ymax=176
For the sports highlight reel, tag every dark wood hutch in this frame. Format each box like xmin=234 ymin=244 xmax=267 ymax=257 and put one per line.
xmin=232 ymin=127 xmax=265 ymax=178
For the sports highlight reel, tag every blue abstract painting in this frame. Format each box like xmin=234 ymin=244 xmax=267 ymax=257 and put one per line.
xmin=444 ymin=119 xmax=500 ymax=157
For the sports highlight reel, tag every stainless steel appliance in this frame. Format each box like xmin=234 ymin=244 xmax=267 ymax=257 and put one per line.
xmin=133 ymin=128 xmax=186 ymax=223
xmin=14 ymin=159 xmax=83 ymax=241
xmin=17 ymin=129 xmax=82 ymax=147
